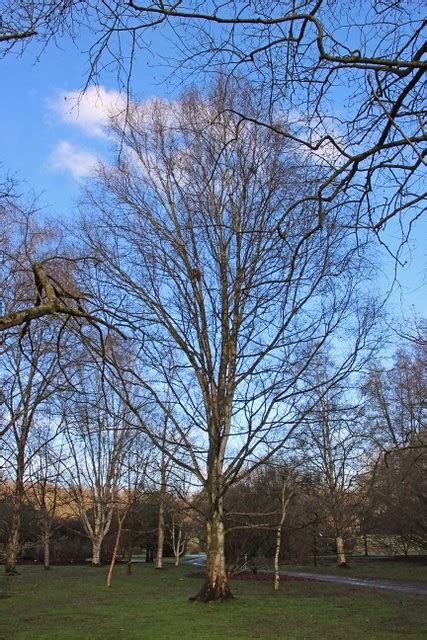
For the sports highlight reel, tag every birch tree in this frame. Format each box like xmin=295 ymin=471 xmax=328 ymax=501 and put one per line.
xmin=79 ymin=80 xmax=377 ymax=600
xmin=63 ymin=368 xmax=135 ymax=566
xmin=301 ymin=366 xmax=365 ymax=567
xmin=25 ymin=437 xmax=68 ymax=570
xmin=0 ymin=323 xmax=66 ymax=574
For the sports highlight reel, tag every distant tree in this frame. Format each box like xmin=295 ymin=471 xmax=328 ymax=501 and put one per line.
xmin=0 ymin=322 xmax=67 ymax=574
xmin=361 ymin=339 xmax=427 ymax=553
xmin=363 ymin=338 xmax=426 ymax=454
xmin=300 ymin=359 xmax=367 ymax=567
xmin=25 ymin=437 xmax=69 ymax=570
xmin=62 ymin=364 xmax=136 ymax=566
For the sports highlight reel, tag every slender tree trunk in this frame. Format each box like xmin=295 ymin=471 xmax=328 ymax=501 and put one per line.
xmin=336 ymin=535 xmax=347 ymax=567
xmin=190 ymin=487 xmax=233 ymax=602
xmin=155 ymin=478 xmax=166 ymax=570
xmin=106 ymin=512 xmax=125 ymax=588
xmin=274 ymin=481 xmax=292 ymax=591
xmin=43 ymin=532 xmax=50 ymax=570
xmin=173 ymin=526 xmax=185 ymax=567
xmin=364 ymin=533 xmax=369 ymax=557
xmin=273 ymin=528 xmax=282 ymax=591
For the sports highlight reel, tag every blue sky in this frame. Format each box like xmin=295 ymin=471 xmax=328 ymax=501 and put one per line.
xmin=1 ymin=31 xmax=426 ymax=324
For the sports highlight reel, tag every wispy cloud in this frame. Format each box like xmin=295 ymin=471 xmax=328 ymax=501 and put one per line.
xmin=49 ymin=140 xmax=99 ymax=180
xmin=48 ymin=86 xmax=126 ymax=138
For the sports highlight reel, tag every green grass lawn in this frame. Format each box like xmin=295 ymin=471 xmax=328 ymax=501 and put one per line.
xmin=279 ymin=560 xmax=427 ymax=582
xmin=0 ymin=563 xmax=426 ymax=640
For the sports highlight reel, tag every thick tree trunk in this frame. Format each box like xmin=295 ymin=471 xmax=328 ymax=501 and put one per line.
xmin=190 ymin=493 xmax=233 ymax=602
xmin=336 ymin=535 xmax=347 ymax=567
xmin=91 ymin=537 xmax=103 ymax=566
xmin=4 ymin=512 xmax=20 ymax=575
xmin=5 ymin=476 xmax=24 ymax=575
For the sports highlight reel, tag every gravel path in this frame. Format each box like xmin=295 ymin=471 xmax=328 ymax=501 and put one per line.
xmin=280 ymin=570 xmax=427 ymax=596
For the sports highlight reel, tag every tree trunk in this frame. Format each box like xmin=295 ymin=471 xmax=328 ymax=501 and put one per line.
xmin=155 ymin=484 xmax=165 ymax=569
xmin=106 ymin=513 xmax=124 ymax=588
xmin=43 ymin=533 xmax=50 ymax=570
xmin=4 ymin=512 xmax=20 ymax=575
xmin=336 ymin=535 xmax=347 ymax=567
xmin=274 ymin=481 xmax=292 ymax=591
xmin=5 ymin=477 xmax=24 ymax=575
xmin=174 ymin=527 xmax=185 ymax=567
xmin=364 ymin=533 xmax=369 ymax=557
xmin=91 ymin=537 xmax=102 ymax=566
xmin=190 ymin=493 xmax=233 ymax=602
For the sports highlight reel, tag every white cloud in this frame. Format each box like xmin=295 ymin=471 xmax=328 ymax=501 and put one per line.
xmin=48 ymin=86 xmax=126 ymax=138
xmin=49 ymin=140 xmax=99 ymax=180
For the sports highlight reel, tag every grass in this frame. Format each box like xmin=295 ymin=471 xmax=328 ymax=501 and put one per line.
xmin=279 ymin=559 xmax=427 ymax=582
xmin=0 ymin=563 xmax=426 ymax=640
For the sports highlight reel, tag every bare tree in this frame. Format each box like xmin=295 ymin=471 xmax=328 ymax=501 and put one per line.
xmin=79 ymin=81 xmax=377 ymax=600
xmin=273 ymin=471 xmax=294 ymax=591
xmin=363 ymin=338 xmax=427 ymax=454
xmin=0 ymin=322 xmax=67 ymax=574
xmin=62 ymin=365 xmax=136 ymax=566
xmin=106 ymin=441 xmax=150 ymax=587
xmin=300 ymin=362 xmax=366 ymax=567
xmin=25 ymin=436 xmax=68 ymax=570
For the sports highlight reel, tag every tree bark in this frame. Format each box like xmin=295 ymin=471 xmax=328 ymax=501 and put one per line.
xmin=106 ymin=512 xmax=124 ymax=588
xmin=91 ymin=537 xmax=102 ymax=566
xmin=172 ymin=524 xmax=185 ymax=567
xmin=190 ymin=491 xmax=233 ymax=602
xmin=274 ymin=481 xmax=292 ymax=591
xmin=43 ymin=532 xmax=50 ymax=570
xmin=155 ymin=479 xmax=166 ymax=570
xmin=336 ymin=535 xmax=347 ymax=567
xmin=5 ymin=461 xmax=24 ymax=575
xmin=4 ymin=511 xmax=20 ymax=575
xmin=364 ymin=533 xmax=369 ymax=557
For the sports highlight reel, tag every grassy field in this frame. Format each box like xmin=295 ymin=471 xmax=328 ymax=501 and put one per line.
xmin=280 ymin=559 xmax=427 ymax=582
xmin=0 ymin=563 xmax=426 ymax=640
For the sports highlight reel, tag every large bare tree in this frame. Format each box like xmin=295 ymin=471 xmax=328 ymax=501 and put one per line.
xmin=78 ymin=81 xmax=377 ymax=600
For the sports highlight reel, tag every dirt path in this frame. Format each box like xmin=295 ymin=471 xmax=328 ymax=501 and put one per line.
xmin=280 ymin=570 xmax=427 ymax=596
